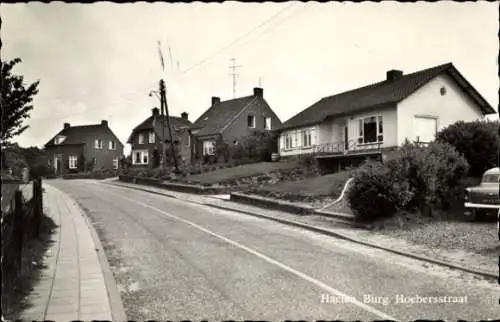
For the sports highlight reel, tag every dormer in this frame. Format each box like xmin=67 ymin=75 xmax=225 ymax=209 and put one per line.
xmin=54 ymin=135 xmax=66 ymax=145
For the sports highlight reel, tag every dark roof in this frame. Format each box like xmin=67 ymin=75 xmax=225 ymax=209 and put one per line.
xmin=44 ymin=123 xmax=123 ymax=148
xmin=127 ymin=115 xmax=192 ymax=143
xmin=191 ymin=95 xmax=260 ymax=136
xmin=279 ymin=62 xmax=496 ymax=131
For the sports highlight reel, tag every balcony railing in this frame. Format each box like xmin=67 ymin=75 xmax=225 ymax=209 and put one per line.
xmin=312 ymin=139 xmax=382 ymax=155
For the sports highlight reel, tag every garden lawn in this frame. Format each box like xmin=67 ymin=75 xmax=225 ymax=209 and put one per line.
xmin=185 ymin=160 xmax=300 ymax=184
xmin=246 ymin=170 xmax=353 ymax=207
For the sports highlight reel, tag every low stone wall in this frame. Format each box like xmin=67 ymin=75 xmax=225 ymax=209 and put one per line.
xmin=230 ymin=192 xmax=314 ymax=215
xmin=118 ymin=175 xmax=228 ymax=195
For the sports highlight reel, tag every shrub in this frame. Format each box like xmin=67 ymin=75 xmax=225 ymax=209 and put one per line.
xmin=347 ymin=160 xmax=413 ymax=221
xmin=348 ymin=140 xmax=469 ymax=221
xmin=386 ymin=140 xmax=469 ymax=209
xmin=436 ymin=120 xmax=499 ymax=177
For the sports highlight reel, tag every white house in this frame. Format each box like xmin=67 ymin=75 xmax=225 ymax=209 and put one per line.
xmin=278 ymin=63 xmax=496 ymax=172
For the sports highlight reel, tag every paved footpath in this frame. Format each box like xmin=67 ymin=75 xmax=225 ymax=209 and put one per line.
xmin=20 ymin=183 xmax=125 ymax=321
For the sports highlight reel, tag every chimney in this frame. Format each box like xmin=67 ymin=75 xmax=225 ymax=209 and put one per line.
xmin=101 ymin=120 xmax=108 ymax=126
xmin=63 ymin=122 xmax=70 ymax=129
xmin=211 ymin=96 xmax=221 ymax=106
xmin=152 ymin=107 xmax=160 ymax=116
xmin=253 ymin=87 xmax=263 ymax=97
xmin=181 ymin=112 xmax=188 ymax=120
xmin=386 ymin=70 xmax=403 ymax=82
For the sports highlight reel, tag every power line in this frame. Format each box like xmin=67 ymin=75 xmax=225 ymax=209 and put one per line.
xmin=180 ymin=3 xmax=295 ymax=75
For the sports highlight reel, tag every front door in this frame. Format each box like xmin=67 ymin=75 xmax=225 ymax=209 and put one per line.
xmin=54 ymin=154 xmax=62 ymax=176
xmin=343 ymin=125 xmax=349 ymax=151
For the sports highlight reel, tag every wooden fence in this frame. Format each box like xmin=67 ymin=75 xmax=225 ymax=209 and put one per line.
xmin=1 ymin=178 xmax=44 ymax=288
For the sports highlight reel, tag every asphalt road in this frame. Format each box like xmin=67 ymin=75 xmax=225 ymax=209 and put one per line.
xmin=48 ymin=180 xmax=499 ymax=321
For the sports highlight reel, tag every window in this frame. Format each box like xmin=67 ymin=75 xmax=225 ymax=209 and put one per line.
xmin=94 ymin=139 xmax=103 ymax=149
xmin=132 ymin=150 xmax=149 ymax=165
xmin=138 ymin=133 xmax=145 ymax=144
xmin=187 ymin=135 xmax=191 ymax=147
xmin=149 ymin=132 xmax=155 ymax=144
xmin=203 ymin=140 xmax=215 ymax=156
xmin=108 ymin=140 xmax=116 ymax=150
xmin=284 ymin=133 xmax=296 ymax=150
xmin=54 ymin=135 xmax=66 ymax=144
xmin=358 ymin=115 xmax=383 ymax=144
xmin=247 ymin=115 xmax=256 ymax=128
xmin=264 ymin=117 xmax=272 ymax=130
xmin=112 ymin=157 xmax=119 ymax=169
xmin=302 ymin=131 xmax=312 ymax=148
xmin=69 ymin=155 xmax=78 ymax=169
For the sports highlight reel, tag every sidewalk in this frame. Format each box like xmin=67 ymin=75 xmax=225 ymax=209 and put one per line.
xmin=107 ymin=180 xmax=497 ymax=279
xmin=20 ymin=184 xmax=126 ymax=321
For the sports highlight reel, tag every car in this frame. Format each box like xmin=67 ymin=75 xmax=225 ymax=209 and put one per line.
xmin=464 ymin=167 xmax=499 ymax=221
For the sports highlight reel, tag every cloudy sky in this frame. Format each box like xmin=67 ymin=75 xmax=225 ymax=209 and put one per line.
xmin=2 ymin=2 xmax=498 ymax=154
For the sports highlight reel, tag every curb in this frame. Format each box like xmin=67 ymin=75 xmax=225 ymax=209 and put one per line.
xmin=104 ymin=181 xmax=497 ymax=280
xmin=75 ymin=200 xmax=128 ymax=321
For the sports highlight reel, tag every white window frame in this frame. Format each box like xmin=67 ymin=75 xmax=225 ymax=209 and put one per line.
xmin=247 ymin=115 xmax=256 ymax=128
xmin=264 ymin=117 xmax=272 ymax=130
xmin=94 ymin=139 xmax=103 ymax=149
xmin=69 ymin=155 xmax=78 ymax=169
xmin=302 ymin=130 xmax=312 ymax=148
xmin=358 ymin=115 xmax=383 ymax=145
xmin=148 ymin=132 xmax=155 ymax=144
xmin=132 ymin=150 xmax=149 ymax=165
xmin=112 ymin=157 xmax=119 ymax=169
xmin=202 ymin=140 xmax=216 ymax=156
xmin=108 ymin=140 xmax=116 ymax=150
xmin=138 ymin=133 xmax=145 ymax=144
xmin=54 ymin=135 xmax=66 ymax=145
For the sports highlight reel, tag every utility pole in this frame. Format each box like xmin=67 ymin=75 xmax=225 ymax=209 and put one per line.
xmin=159 ymin=79 xmax=179 ymax=173
xmin=228 ymin=58 xmax=241 ymax=98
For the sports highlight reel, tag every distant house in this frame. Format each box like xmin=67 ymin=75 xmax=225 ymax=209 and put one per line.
xmin=190 ymin=87 xmax=281 ymax=162
xmin=278 ymin=62 xmax=496 ymax=172
xmin=44 ymin=120 xmax=124 ymax=176
xmin=127 ymin=107 xmax=192 ymax=168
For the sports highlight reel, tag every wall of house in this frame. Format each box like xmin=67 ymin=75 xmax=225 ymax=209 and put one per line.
xmin=46 ymin=145 xmax=85 ymax=175
xmin=397 ymin=73 xmax=486 ymax=145
xmin=222 ymin=98 xmax=281 ymax=144
xmin=278 ymin=125 xmax=319 ymax=156
xmin=82 ymin=129 xmax=124 ymax=170
xmin=346 ymin=106 xmax=398 ymax=149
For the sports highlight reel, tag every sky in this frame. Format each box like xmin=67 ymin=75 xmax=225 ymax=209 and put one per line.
xmin=2 ymin=2 xmax=498 ymax=155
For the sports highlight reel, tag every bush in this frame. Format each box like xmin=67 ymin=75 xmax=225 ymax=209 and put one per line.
xmin=347 ymin=160 xmax=413 ymax=221
xmin=348 ymin=140 xmax=469 ymax=221
xmin=436 ymin=120 xmax=499 ymax=177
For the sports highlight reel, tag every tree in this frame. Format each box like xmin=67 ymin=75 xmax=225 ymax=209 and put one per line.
xmin=436 ymin=120 xmax=499 ymax=177
xmin=1 ymin=57 xmax=40 ymax=147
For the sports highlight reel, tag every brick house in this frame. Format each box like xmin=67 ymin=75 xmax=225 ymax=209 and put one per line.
xmin=127 ymin=107 xmax=192 ymax=168
xmin=190 ymin=87 xmax=281 ymax=162
xmin=44 ymin=120 xmax=124 ymax=176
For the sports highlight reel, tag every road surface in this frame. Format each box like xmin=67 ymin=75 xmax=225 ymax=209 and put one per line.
xmin=48 ymin=179 xmax=499 ymax=320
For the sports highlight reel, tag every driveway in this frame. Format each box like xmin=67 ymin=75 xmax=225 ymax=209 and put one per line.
xmin=48 ymin=179 xmax=499 ymax=320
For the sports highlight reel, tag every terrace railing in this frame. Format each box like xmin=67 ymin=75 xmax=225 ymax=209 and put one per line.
xmin=312 ymin=139 xmax=382 ymax=155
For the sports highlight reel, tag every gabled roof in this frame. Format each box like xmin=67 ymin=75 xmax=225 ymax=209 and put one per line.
xmin=127 ymin=115 xmax=192 ymax=143
xmin=191 ymin=95 xmax=259 ymax=136
xmin=279 ymin=62 xmax=496 ymax=131
xmin=44 ymin=123 xmax=123 ymax=148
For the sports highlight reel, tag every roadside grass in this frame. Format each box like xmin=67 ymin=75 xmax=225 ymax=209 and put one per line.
xmin=1 ymin=212 xmax=57 ymax=320
xmin=246 ymin=170 xmax=353 ymax=204
xmin=184 ymin=160 xmax=300 ymax=184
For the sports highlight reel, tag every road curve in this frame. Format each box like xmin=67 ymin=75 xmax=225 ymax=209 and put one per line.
xmin=48 ymin=180 xmax=499 ymax=321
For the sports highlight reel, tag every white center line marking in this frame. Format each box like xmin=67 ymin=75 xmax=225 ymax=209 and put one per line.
xmin=92 ymin=185 xmax=398 ymax=321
